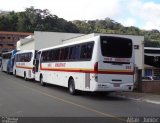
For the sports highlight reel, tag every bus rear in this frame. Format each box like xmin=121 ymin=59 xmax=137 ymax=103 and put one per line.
xmin=13 ymin=50 xmax=36 ymax=80
xmin=1 ymin=50 xmax=17 ymax=73
xmin=94 ymin=36 xmax=134 ymax=92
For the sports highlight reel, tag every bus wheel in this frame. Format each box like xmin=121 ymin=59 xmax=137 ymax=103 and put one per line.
xmin=15 ymin=70 xmax=17 ymax=77
xmin=68 ymin=79 xmax=76 ymax=95
xmin=7 ymin=69 xmax=9 ymax=74
xmin=24 ymin=72 xmax=27 ymax=81
xmin=40 ymin=76 xmax=46 ymax=86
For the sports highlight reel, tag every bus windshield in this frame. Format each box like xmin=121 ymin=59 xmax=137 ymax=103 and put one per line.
xmin=100 ymin=36 xmax=132 ymax=58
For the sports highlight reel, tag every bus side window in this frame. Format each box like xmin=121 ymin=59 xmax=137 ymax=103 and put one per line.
xmin=41 ymin=51 xmax=47 ymax=62
xmin=29 ymin=53 xmax=32 ymax=62
xmin=59 ymin=48 xmax=64 ymax=60
xmin=48 ymin=50 xmax=52 ymax=61
xmin=80 ymin=42 xmax=93 ymax=60
xmin=69 ymin=45 xmax=80 ymax=61
xmin=86 ymin=43 xmax=93 ymax=59
xmin=75 ymin=45 xmax=80 ymax=60
xmin=80 ymin=44 xmax=87 ymax=59
xmin=52 ymin=50 xmax=56 ymax=61
xmin=69 ymin=47 xmax=75 ymax=60
xmin=64 ymin=47 xmax=69 ymax=60
xmin=52 ymin=49 xmax=60 ymax=61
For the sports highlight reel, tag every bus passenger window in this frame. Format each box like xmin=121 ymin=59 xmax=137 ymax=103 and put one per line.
xmin=75 ymin=45 xmax=80 ymax=60
xmin=80 ymin=42 xmax=93 ymax=60
xmin=68 ymin=45 xmax=80 ymax=61
xmin=69 ymin=47 xmax=75 ymax=60
xmin=64 ymin=47 xmax=69 ymax=60
xmin=53 ymin=49 xmax=60 ymax=61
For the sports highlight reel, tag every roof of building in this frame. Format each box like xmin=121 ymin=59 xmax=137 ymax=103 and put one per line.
xmin=144 ymin=64 xmax=158 ymax=69
xmin=144 ymin=47 xmax=160 ymax=50
xmin=0 ymin=31 xmax=33 ymax=35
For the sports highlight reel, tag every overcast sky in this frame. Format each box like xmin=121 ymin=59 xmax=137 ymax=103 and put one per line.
xmin=0 ymin=0 xmax=160 ymax=31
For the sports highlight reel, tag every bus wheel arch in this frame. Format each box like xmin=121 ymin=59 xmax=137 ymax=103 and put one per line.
xmin=68 ymin=77 xmax=76 ymax=95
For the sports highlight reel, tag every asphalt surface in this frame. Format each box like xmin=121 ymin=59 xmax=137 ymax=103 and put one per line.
xmin=0 ymin=71 xmax=160 ymax=123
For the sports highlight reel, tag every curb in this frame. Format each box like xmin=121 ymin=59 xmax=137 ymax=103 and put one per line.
xmin=114 ymin=94 xmax=160 ymax=105
xmin=144 ymin=99 xmax=160 ymax=105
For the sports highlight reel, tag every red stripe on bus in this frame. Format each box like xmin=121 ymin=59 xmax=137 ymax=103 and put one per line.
xmin=16 ymin=65 xmax=33 ymax=69
xmin=40 ymin=65 xmax=133 ymax=75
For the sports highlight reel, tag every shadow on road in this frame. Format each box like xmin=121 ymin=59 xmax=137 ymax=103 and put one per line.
xmin=38 ymin=83 xmax=130 ymax=101
xmin=8 ymin=73 xmax=130 ymax=102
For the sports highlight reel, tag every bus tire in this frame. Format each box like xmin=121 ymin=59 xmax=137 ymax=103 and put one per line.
xmin=40 ymin=75 xmax=46 ymax=86
xmin=15 ymin=70 xmax=17 ymax=77
xmin=68 ymin=79 xmax=76 ymax=95
xmin=7 ymin=69 xmax=9 ymax=74
xmin=24 ymin=72 xmax=27 ymax=81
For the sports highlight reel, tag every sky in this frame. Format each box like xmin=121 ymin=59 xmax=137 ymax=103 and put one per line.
xmin=0 ymin=0 xmax=160 ymax=31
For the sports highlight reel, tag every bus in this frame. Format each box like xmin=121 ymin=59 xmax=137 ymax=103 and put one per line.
xmin=2 ymin=50 xmax=17 ymax=73
xmin=34 ymin=36 xmax=134 ymax=94
xmin=0 ymin=57 xmax=2 ymax=70
xmin=13 ymin=50 xmax=36 ymax=80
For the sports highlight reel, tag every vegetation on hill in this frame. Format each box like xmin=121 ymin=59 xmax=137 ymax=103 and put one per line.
xmin=0 ymin=7 xmax=78 ymax=33
xmin=0 ymin=7 xmax=160 ymax=47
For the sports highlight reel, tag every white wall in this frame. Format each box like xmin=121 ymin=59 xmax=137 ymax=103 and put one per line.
xmin=16 ymin=35 xmax=34 ymax=50
xmin=34 ymin=31 xmax=83 ymax=50
xmin=19 ymin=41 xmax=35 ymax=50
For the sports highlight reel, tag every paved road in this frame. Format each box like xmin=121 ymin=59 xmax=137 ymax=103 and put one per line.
xmin=0 ymin=71 xmax=160 ymax=123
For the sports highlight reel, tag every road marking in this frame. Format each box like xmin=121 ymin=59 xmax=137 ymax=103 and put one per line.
xmin=1 ymin=73 xmax=127 ymax=122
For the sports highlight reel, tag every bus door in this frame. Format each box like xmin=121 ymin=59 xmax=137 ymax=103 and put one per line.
xmin=35 ymin=51 xmax=41 ymax=72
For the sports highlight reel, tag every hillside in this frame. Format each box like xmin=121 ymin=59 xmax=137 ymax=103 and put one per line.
xmin=0 ymin=7 xmax=160 ymax=47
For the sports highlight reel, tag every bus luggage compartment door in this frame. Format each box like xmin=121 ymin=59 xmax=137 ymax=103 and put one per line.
xmin=85 ymin=73 xmax=90 ymax=89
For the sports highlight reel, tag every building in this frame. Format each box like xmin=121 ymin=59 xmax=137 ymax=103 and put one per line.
xmin=144 ymin=47 xmax=160 ymax=77
xmin=0 ymin=31 xmax=32 ymax=53
xmin=17 ymin=31 xmax=83 ymax=50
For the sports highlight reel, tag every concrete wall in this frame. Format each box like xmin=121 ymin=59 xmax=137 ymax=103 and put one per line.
xmin=34 ymin=31 xmax=83 ymax=50
xmin=17 ymin=35 xmax=34 ymax=50
xmin=19 ymin=40 xmax=35 ymax=50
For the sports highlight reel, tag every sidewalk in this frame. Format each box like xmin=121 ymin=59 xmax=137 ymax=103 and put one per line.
xmin=112 ymin=92 xmax=160 ymax=105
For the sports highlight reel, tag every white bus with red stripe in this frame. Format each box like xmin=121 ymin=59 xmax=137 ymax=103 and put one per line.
xmin=34 ymin=35 xmax=134 ymax=94
xmin=13 ymin=50 xmax=36 ymax=80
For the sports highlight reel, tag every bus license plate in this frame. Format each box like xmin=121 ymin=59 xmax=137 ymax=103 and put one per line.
xmin=113 ymin=83 xmax=120 ymax=87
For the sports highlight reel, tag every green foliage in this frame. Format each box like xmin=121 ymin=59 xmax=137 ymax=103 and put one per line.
xmin=73 ymin=19 xmax=160 ymax=47
xmin=0 ymin=7 xmax=160 ymax=47
xmin=0 ymin=6 xmax=79 ymax=33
